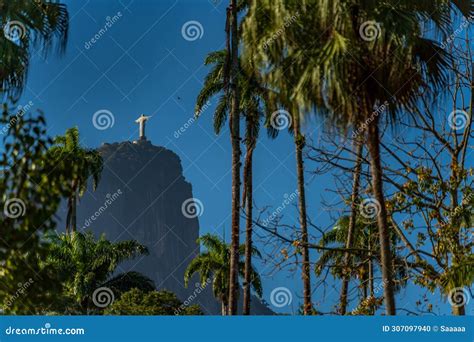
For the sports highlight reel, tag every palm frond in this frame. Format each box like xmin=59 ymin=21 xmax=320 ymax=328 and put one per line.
xmin=103 ymin=271 xmax=155 ymax=294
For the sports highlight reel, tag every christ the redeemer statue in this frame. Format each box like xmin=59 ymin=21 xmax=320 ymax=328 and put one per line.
xmin=135 ymin=114 xmax=151 ymax=141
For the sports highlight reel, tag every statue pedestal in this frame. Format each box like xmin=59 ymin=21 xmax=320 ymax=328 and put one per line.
xmin=133 ymin=138 xmax=151 ymax=145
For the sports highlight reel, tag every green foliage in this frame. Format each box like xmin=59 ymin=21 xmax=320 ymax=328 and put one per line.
xmin=243 ymin=0 xmax=470 ymax=127
xmin=315 ymin=216 xmax=408 ymax=293
xmin=44 ymin=231 xmax=153 ymax=314
xmin=195 ymin=49 xmax=273 ymax=139
xmin=390 ymin=166 xmax=474 ymax=294
xmin=0 ymin=109 xmax=184 ymax=315
xmin=184 ymin=233 xmax=262 ymax=310
xmin=349 ymin=296 xmax=384 ymax=316
xmin=243 ymin=0 xmax=473 ymax=315
xmin=0 ymin=104 xmax=72 ymax=313
xmin=48 ymin=127 xmax=103 ymax=193
xmin=0 ymin=0 xmax=70 ymax=310
xmin=47 ymin=127 xmax=103 ymax=232
xmin=105 ymin=288 xmax=202 ymax=315
xmin=0 ymin=0 xmax=69 ymax=100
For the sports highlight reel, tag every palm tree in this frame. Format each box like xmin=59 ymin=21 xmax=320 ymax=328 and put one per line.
xmin=241 ymin=107 xmax=260 ymax=315
xmin=0 ymin=1 xmax=68 ymax=100
xmin=196 ymin=0 xmax=274 ymax=314
xmin=339 ymin=137 xmax=364 ymax=314
xmin=250 ymin=89 xmax=315 ymax=316
xmin=292 ymin=103 xmax=312 ymax=315
xmin=316 ymin=216 xmax=407 ymax=314
xmin=48 ymin=127 xmax=103 ymax=234
xmin=184 ymin=233 xmax=262 ymax=315
xmin=46 ymin=231 xmax=154 ymax=314
xmin=227 ymin=0 xmax=241 ymax=315
xmin=243 ymin=0 xmax=471 ymax=315
xmin=195 ymin=49 xmax=270 ymax=314
xmin=237 ymin=5 xmax=313 ymax=313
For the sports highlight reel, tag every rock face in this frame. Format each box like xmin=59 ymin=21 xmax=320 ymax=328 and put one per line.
xmin=58 ymin=140 xmax=272 ymax=315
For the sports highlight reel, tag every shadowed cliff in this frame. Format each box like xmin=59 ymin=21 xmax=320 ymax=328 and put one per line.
xmin=56 ymin=139 xmax=273 ymax=315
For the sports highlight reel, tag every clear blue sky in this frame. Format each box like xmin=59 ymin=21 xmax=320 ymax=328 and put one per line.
xmin=17 ymin=0 xmax=469 ymax=315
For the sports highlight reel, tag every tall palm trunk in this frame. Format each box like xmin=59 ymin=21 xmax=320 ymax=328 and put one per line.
xmin=66 ymin=196 xmax=72 ymax=235
xmin=242 ymin=138 xmax=255 ymax=315
xmin=339 ymin=137 xmax=363 ymax=314
xmin=227 ymin=0 xmax=241 ymax=315
xmin=293 ymin=113 xmax=311 ymax=315
xmin=366 ymin=116 xmax=396 ymax=315
xmin=452 ymin=304 xmax=465 ymax=315
xmin=449 ymin=147 xmax=465 ymax=316
xmin=221 ymin=301 xmax=228 ymax=316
